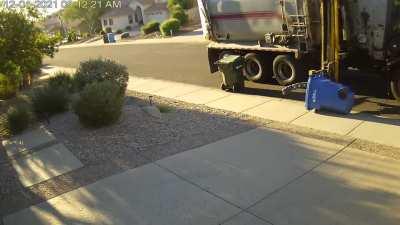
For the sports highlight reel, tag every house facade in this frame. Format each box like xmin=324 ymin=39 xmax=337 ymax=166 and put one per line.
xmin=101 ymin=0 xmax=169 ymax=32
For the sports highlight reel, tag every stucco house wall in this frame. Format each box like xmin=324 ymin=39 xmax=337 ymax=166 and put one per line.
xmin=101 ymin=14 xmax=137 ymax=32
xmin=101 ymin=0 xmax=169 ymax=32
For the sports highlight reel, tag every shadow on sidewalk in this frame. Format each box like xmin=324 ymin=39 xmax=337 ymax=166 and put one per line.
xmin=1 ymin=94 xmax=399 ymax=225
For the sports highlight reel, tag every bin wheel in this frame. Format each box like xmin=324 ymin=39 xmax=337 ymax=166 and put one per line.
xmin=390 ymin=71 xmax=400 ymax=101
xmin=242 ymin=53 xmax=265 ymax=81
xmin=220 ymin=83 xmax=227 ymax=90
xmin=232 ymin=84 xmax=243 ymax=93
xmin=273 ymin=55 xmax=303 ymax=86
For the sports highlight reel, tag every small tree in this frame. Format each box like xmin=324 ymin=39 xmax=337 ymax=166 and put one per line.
xmin=0 ymin=8 xmax=59 ymax=98
xmin=167 ymin=0 xmax=190 ymax=10
xmin=171 ymin=4 xmax=188 ymax=25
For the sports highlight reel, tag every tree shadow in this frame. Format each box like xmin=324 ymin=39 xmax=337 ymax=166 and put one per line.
xmin=1 ymin=96 xmax=399 ymax=225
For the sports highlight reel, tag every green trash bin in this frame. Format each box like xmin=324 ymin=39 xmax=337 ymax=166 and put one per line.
xmin=217 ymin=55 xmax=245 ymax=92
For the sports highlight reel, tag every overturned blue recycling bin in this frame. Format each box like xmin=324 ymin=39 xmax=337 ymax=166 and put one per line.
xmin=107 ymin=33 xmax=116 ymax=43
xmin=305 ymin=72 xmax=354 ymax=114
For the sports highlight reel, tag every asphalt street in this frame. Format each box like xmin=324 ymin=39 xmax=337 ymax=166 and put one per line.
xmin=44 ymin=41 xmax=400 ymax=119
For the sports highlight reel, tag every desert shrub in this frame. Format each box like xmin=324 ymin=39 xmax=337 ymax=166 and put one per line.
xmin=160 ymin=18 xmax=181 ymax=36
xmin=31 ymin=85 xmax=70 ymax=117
xmin=125 ymin=25 xmax=132 ymax=31
xmin=105 ymin=27 xmax=112 ymax=33
xmin=171 ymin=5 xmax=188 ymax=25
xmin=141 ymin=21 xmax=160 ymax=34
xmin=0 ymin=62 xmax=22 ymax=99
xmin=67 ymin=30 xmax=78 ymax=42
xmin=6 ymin=104 xmax=33 ymax=135
xmin=121 ymin=32 xmax=130 ymax=39
xmin=167 ymin=0 xmax=189 ymax=9
xmin=48 ymin=72 xmax=74 ymax=92
xmin=116 ymin=29 xmax=123 ymax=34
xmin=74 ymin=58 xmax=129 ymax=92
xmin=73 ymin=81 xmax=124 ymax=127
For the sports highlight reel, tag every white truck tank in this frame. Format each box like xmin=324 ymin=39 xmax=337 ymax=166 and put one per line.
xmin=206 ymin=0 xmax=320 ymax=42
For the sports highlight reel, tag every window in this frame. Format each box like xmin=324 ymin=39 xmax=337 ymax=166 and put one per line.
xmin=128 ymin=15 xmax=133 ymax=24
xmin=103 ymin=19 xmax=108 ymax=26
xmin=109 ymin=18 xmax=114 ymax=25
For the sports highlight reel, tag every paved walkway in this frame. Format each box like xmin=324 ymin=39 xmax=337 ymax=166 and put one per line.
xmin=2 ymin=126 xmax=83 ymax=188
xmin=3 ymin=128 xmax=400 ymax=225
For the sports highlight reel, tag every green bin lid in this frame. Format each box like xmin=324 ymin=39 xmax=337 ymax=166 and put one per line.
xmin=218 ymin=55 xmax=242 ymax=64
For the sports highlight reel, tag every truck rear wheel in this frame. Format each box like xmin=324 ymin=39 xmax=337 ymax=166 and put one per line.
xmin=273 ymin=55 xmax=301 ymax=86
xmin=390 ymin=71 xmax=400 ymax=101
xmin=242 ymin=53 xmax=265 ymax=81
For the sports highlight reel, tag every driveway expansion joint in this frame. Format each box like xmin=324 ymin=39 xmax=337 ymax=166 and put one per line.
xmin=242 ymin=138 xmax=356 ymax=214
xmin=344 ymin=120 xmax=365 ymax=136
xmin=152 ymin=160 xmax=276 ymax=225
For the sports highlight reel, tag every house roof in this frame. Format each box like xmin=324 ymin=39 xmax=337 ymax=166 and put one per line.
xmin=144 ymin=2 xmax=167 ymax=12
xmin=137 ymin=0 xmax=156 ymax=6
xmin=101 ymin=7 xmax=135 ymax=18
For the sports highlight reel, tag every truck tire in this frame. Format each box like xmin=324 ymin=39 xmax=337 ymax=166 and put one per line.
xmin=242 ymin=53 xmax=265 ymax=81
xmin=390 ymin=72 xmax=400 ymax=101
xmin=273 ymin=55 xmax=301 ymax=86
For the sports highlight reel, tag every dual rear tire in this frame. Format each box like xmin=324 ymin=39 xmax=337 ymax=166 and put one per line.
xmin=242 ymin=53 xmax=302 ymax=85
xmin=218 ymin=51 xmax=303 ymax=88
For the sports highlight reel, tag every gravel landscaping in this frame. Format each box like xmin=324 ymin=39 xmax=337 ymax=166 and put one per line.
xmin=0 ymin=91 xmax=256 ymax=216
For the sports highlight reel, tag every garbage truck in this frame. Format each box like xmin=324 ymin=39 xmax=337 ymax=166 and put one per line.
xmin=200 ymin=0 xmax=400 ymax=101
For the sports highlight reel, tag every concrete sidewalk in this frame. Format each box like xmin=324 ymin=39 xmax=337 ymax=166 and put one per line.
xmin=3 ymin=128 xmax=400 ymax=225
xmin=41 ymin=66 xmax=400 ymax=149
xmin=127 ymin=77 xmax=400 ymax=149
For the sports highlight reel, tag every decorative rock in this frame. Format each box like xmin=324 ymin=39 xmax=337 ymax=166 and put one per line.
xmin=142 ymin=105 xmax=162 ymax=119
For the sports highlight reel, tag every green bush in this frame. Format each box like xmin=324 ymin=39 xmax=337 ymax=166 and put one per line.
xmin=74 ymin=58 xmax=129 ymax=92
xmin=167 ymin=0 xmax=189 ymax=9
xmin=116 ymin=29 xmax=123 ymax=34
xmin=171 ymin=5 xmax=188 ymax=25
xmin=141 ymin=21 xmax=160 ymax=34
xmin=48 ymin=72 xmax=74 ymax=92
xmin=6 ymin=104 xmax=33 ymax=135
xmin=126 ymin=25 xmax=132 ymax=31
xmin=105 ymin=27 xmax=112 ymax=33
xmin=160 ymin=18 xmax=181 ymax=36
xmin=31 ymin=85 xmax=70 ymax=117
xmin=67 ymin=30 xmax=78 ymax=42
xmin=0 ymin=62 xmax=22 ymax=99
xmin=73 ymin=81 xmax=124 ymax=127
xmin=0 ymin=9 xmax=58 ymax=76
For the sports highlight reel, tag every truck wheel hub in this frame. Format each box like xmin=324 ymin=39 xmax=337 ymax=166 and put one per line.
xmin=245 ymin=61 xmax=261 ymax=76
xmin=277 ymin=63 xmax=293 ymax=79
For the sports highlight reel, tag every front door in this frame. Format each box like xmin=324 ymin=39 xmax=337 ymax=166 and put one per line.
xmin=135 ymin=6 xmax=144 ymax=25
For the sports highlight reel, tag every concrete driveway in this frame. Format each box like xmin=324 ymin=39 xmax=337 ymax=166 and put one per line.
xmin=3 ymin=128 xmax=400 ymax=225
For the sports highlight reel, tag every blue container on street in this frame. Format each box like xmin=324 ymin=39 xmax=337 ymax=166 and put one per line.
xmin=305 ymin=72 xmax=354 ymax=114
xmin=107 ymin=33 xmax=116 ymax=43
